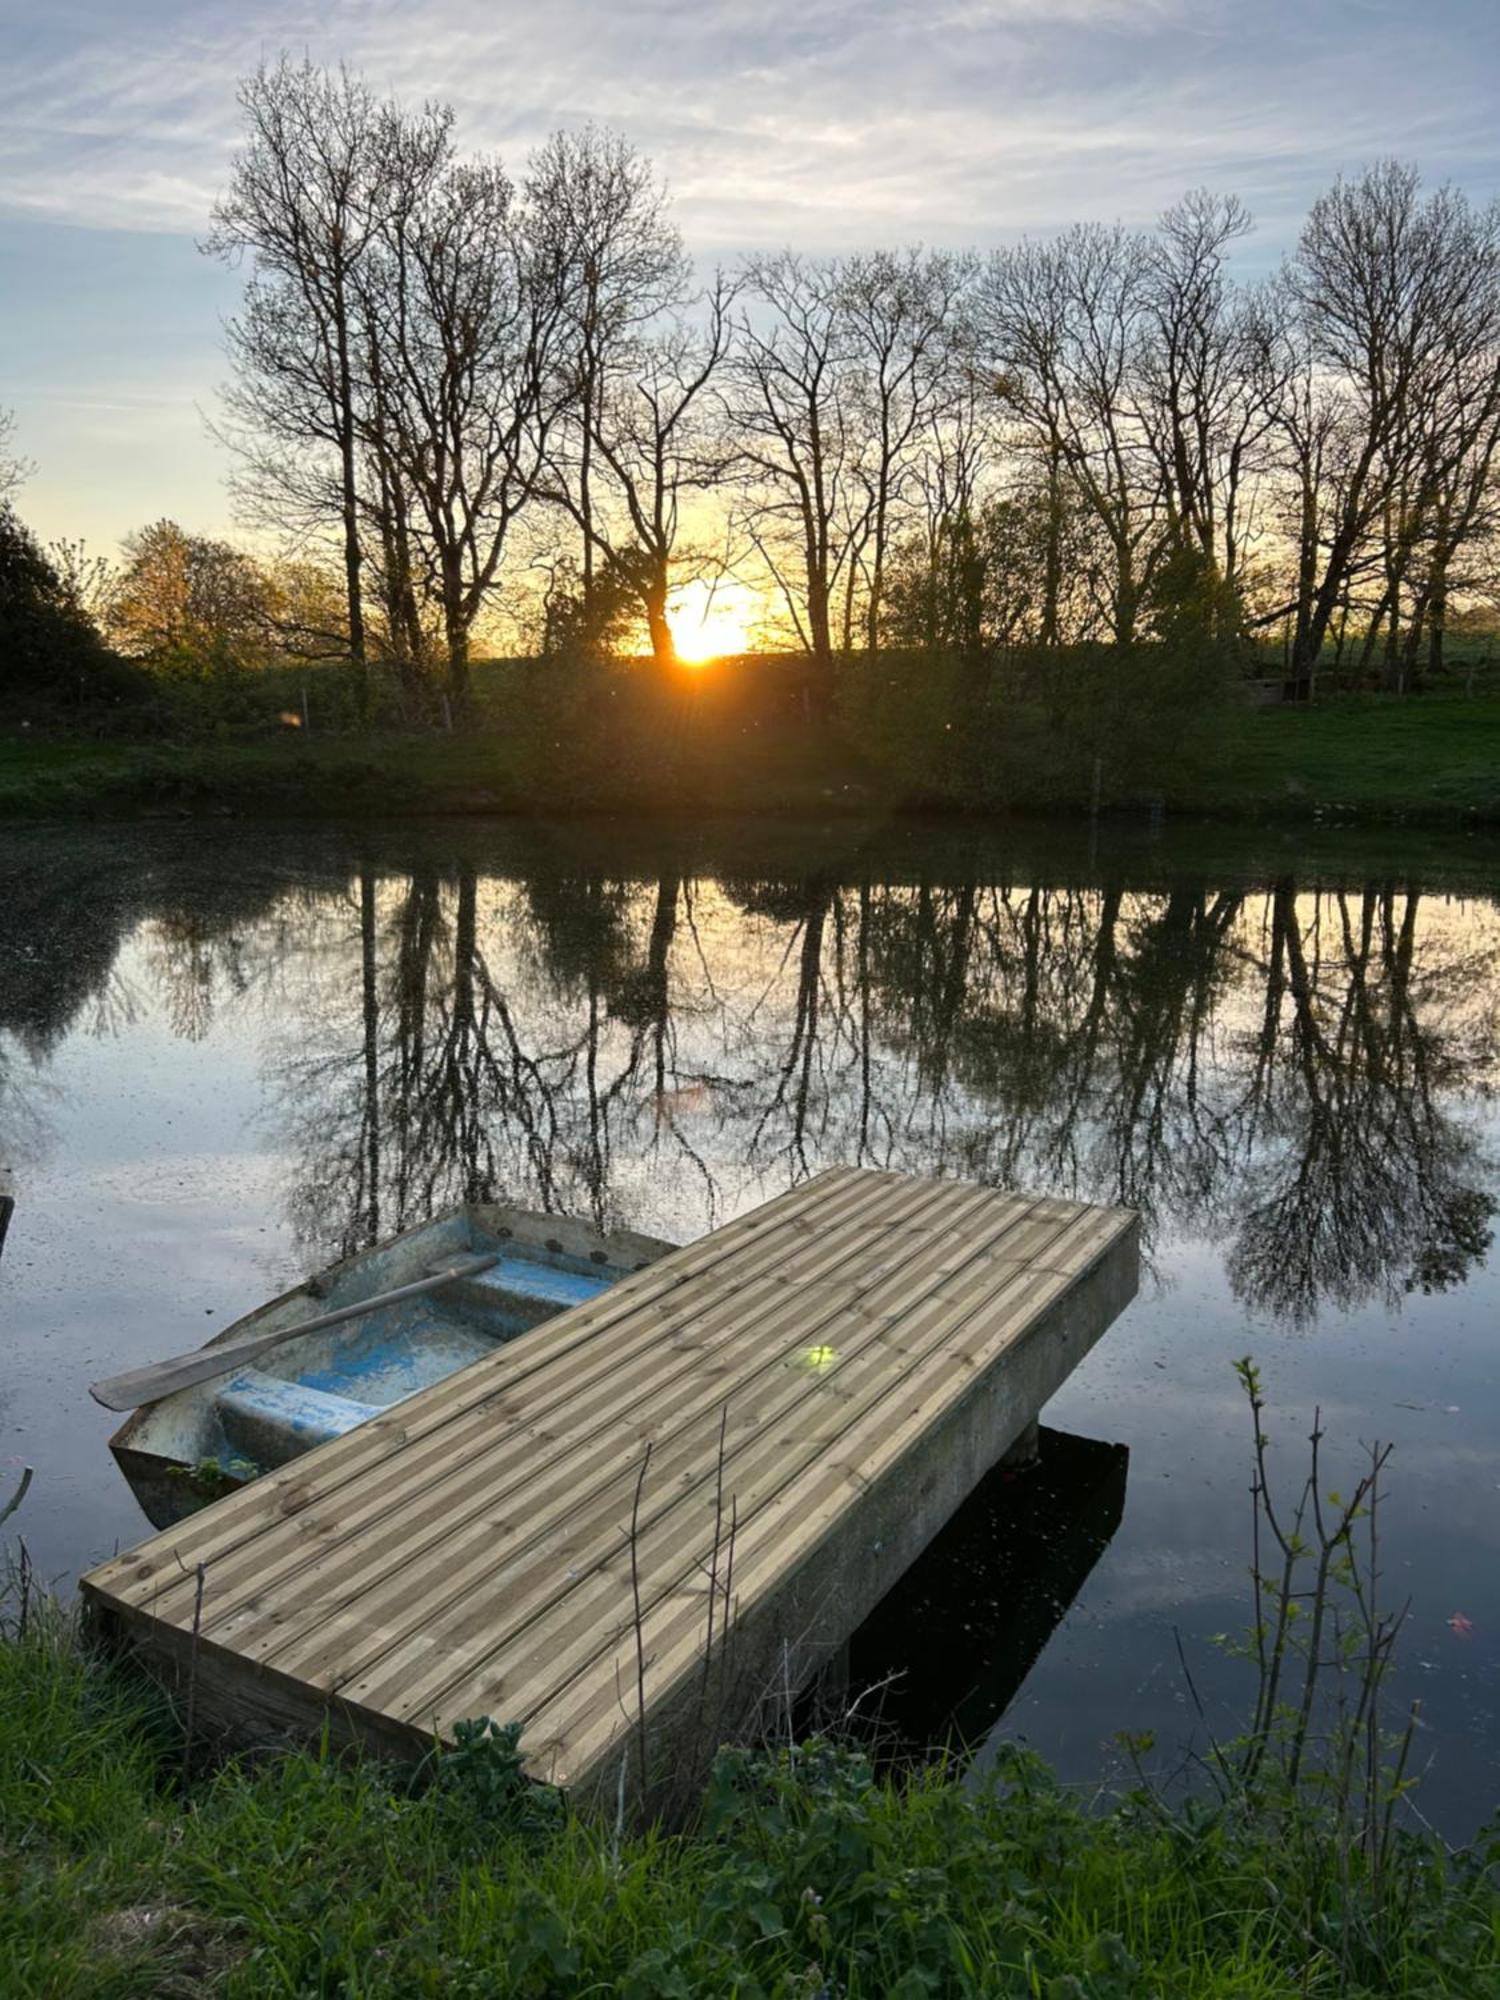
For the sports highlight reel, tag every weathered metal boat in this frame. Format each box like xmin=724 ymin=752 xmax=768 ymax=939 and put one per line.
xmin=104 ymin=1204 xmax=676 ymax=1529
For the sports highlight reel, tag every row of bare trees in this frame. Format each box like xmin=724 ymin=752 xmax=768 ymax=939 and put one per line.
xmin=208 ymin=59 xmax=1500 ymax=708
xmin=206 ymin=64 xmax=735 ymax=709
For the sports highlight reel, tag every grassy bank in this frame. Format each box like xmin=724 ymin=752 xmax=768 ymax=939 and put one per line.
xmin=5 ymin=1605 xmax=1498 ymax=1998
xmin=0 ymin=710 xmax=870 ymax=824
xmin=1204 ymin=691 xmax=1500 ymax=823
xmin=3 ymin=673 xmax=1499 ymax=829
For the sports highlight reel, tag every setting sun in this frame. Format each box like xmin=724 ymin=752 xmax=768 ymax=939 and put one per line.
xmin=666 ymin=578 xmax=758 ymax=664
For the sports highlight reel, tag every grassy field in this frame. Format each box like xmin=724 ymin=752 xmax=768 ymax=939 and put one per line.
xmin=2 ymin=681 xmax=1497 ymax=829
xmin=5 ymin=1601 xmax=1498 ymax=1998
xmin=1201 ymin=691 xmax=1500 ymax=823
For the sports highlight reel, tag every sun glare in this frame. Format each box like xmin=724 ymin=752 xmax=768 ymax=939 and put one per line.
xmin=666 ymin=578 xmax=757 ymax=664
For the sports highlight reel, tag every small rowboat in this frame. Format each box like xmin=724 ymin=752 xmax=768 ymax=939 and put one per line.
xmin=108 ymin=1204 xmax=676 ymax=1530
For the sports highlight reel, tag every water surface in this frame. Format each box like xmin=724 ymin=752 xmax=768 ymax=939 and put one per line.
xmin=2 ymin=817 xmax=1498 ymax=1834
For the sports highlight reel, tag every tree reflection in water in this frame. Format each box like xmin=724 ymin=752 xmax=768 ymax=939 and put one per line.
xmin=2 ymin=828 xmax=1495 ymax=1328
xmin=252 ymin=851 xmax=1497 ymax=1326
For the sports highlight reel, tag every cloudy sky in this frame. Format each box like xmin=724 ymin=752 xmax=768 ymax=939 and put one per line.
xmin=3 ymin=0 xmax=1498 ymax=549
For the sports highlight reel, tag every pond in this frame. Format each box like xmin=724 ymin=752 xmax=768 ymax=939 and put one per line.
xmin=2 ymin=815 xmax=1498 ymax=1836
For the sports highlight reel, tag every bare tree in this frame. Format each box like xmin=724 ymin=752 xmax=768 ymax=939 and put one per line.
xmin=527 ymin=129 xmax=690 ymax=614
xmin=979 ymin=226 xmax=1164 ymax=648
xmin=1275 ymin=162 xmax=1500 ymax=695
xmin=840 ymin=249 xmax=975 ymax=653
xmin=206 ymin=59 xmax=429 ymax=709
xmin=546 ymin=272 xmax=739 ymax=666
xmin=1385 ymin=204 xmax=1500 ymax=685
xmin=0 ymin=408 xmax=31 ymax=504
xmin=725 ymin=254 xmax=869 ymax=683
xmin=363 ymin=158 xmax=571 ymax=705
xmin=350 ymin=103 xmax=458 ymax=699
xmin=1138 ymin=192 xmax=1284 ymax=607
xmin=198 ymin=83 xmax=1500 ymax=709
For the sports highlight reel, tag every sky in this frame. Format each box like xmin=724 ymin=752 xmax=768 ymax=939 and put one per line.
xmin=2 ymin=0 xmax=1499 ymax=552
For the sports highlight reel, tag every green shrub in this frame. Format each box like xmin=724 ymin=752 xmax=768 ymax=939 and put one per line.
xmin=0 ymin=506 xmax=149 ymax=725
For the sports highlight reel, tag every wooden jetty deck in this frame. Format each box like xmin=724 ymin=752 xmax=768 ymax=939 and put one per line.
xmin=81 ymin=1168 xmax=1138 ymax=1806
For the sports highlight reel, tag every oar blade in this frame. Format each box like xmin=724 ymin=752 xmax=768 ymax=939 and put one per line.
xmin=91 ymin=1338 xmax=283 ymax=1413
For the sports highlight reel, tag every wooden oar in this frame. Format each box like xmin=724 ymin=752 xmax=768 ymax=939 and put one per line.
xmin=89 ymin=1252 xmax=502 ymax=1413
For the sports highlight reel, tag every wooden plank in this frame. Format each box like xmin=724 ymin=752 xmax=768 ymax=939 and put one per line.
xmin=205 ymin=1173 xmax=970 ymax=1668
xmin=314 ymin=1184 xmax=1049 ymax=1717
xmin=137 ymin=1166 xmax=919 ymax=1638
xmin=255 ymin=1181 xmax=1011 ymax=1699
xmin=535 ymin=1206 xmax=1139 ymax=1794
xmin=400 ymin=1203 xmax=1116 ymax=1743
xmin=389 ymin=1202 xmax=1080 ymax=1718
xmin=80 ymin=1170 xmax=1139 ymax=1816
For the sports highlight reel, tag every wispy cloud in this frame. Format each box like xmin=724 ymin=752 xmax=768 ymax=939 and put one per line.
xmin=3 ymin=0 xmax=1496 ymax=546
xmin=2 ymin=0 xmax=1496 ymax=250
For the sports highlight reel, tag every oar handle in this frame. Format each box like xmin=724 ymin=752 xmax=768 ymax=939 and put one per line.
xmin=89 ymin=1251 xmax=502 ymax=1413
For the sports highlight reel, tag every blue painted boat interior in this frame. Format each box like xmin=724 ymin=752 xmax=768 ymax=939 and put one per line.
xmin=218 ymin=1369 xmax=386 ymax=1469
xmin=158 ymin=1228 xmax=618 ymax=1483
xmin=461 ymin=1255 xmax=612 ymax=1313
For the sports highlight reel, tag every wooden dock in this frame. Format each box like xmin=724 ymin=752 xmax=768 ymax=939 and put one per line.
xmin=81 ymin=1168 xmax=1138 ymax=1807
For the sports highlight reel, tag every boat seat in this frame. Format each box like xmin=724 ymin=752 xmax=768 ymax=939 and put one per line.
xmin=216 ymin=1369 xmax=383 ymax=1472
xmin=442 ymin=1254 xmax=614 ymax=1329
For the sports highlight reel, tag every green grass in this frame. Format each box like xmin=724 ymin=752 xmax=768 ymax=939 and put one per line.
xmin=1198 ymin=691 xmax=1500 ymax=823
xmin=4 ymin=671 xmax=1500 ymax=829
xmin=3 ymin=1605 xmax=1498 ymax=1997
xmin=0 ymin=717 xmax=875 ymax=824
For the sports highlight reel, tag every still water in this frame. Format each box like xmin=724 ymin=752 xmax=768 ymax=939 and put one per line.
xmin=2 ymin=816 xmax=1498 ymax=1835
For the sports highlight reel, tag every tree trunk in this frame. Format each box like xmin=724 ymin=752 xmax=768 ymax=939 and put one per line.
xmin=388 ymin=476 xmax=426 ymax=681
xmin=805 ymin=568 xmax=834 ymax=716
xmin=1395 ymin=593 xmax=1427 ymax=696
xmin=1283 ymin=636 xmax=1316 ymax=704
xmin=1041 ymin=446 xmax=1062 ymax=649
xmin=375 ymin=458 xmax=427 ymax=709
xmin=444 ymin=575 xmax=471 ymax=711
xmin=1427 ymin=560 xmax=1448 ymax=681
xmin=1283 ymin=466 xmax=1321 ymax=702
xmin=334 ymin=291 xmax=368 ymax=715
xmin=1113 ymin=541 xmax=1137 ymax=650
xmin=645 ymin=586 xmax=677 ymax=671
xmin=865 ymin=458 xmax=891 ymax=656
xmin=580 ymin=349 xmax=597 ymax=604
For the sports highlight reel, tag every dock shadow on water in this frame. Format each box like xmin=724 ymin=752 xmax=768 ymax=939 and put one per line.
xmin=2 ymin=817 xmax=1499 ymax=1837
xmin=841 ymin=1427 xmax=1130 ymax=1769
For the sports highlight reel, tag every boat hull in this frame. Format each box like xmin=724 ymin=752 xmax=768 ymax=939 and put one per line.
xmin=109 ymin=1201 xmax=675 ymax=1530
xmin=111 ymin=1442 xmax=253 ymax=1533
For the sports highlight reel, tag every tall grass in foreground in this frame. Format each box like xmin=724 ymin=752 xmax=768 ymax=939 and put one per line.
xmin=3 ymin=1381 xmax=1499 ymax=1996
